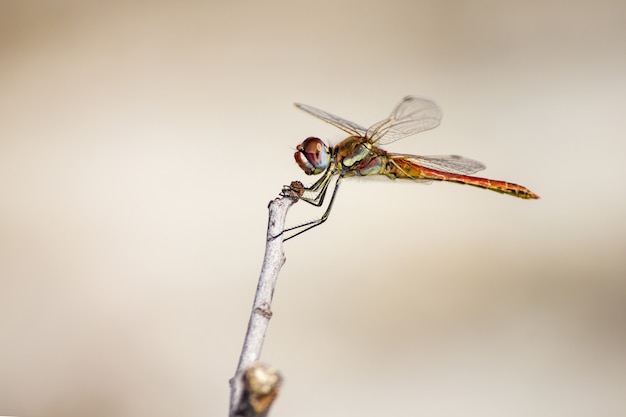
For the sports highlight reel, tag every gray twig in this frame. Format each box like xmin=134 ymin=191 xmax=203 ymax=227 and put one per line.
xmin=229 ymin=191 xmax=298 ymax=417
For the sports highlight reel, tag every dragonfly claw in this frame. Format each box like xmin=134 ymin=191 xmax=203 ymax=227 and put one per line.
xmin=268 ymin=230 xmax=283 ymax=241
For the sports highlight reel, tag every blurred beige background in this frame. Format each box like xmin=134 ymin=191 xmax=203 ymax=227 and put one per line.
xmin=1 ymin=0 xmax=625 ymax=416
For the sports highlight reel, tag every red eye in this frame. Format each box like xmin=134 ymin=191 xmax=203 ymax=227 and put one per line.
xmin=301 ymin=137 xmax=324 ymax=164
xmin=294 ymin=137 xmax=329 ymax=175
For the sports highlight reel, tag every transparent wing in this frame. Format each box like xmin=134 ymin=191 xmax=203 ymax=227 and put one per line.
xmin=367 ymin=96 xmax=442 ymax=145
xmin=389 ymin=153 xmax=486 ymax=175
xmin=295 ymin=103 xmax=368 ymax=137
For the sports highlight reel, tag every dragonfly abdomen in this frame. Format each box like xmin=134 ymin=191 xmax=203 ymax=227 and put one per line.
xmin=387 ymin=157 xmax=539 ymax=199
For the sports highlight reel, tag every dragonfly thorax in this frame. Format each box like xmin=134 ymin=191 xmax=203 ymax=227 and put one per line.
xmin=295 ymin=137 xmax=330 ymax=175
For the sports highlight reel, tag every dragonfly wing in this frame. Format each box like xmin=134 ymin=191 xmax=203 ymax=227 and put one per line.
xmin=390 ymin=153 xmax=486 ymax=174
xmin=295 ymin=103 xmax=368 ymax=137
xmin=367 ymin=96 xmax=442 ymax=145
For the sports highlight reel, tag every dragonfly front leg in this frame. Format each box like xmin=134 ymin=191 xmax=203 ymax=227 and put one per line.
xmin=283 ymin=166 xmax=332 ymax=203
xmin=282 ymin=176 xmax=343 ymax=241
xmin=295 ymin=170 xmax=334 ymax=207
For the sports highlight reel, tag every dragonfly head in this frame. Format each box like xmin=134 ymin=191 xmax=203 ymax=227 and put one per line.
xmin=295 ymin=137 xmax=330 ymax=175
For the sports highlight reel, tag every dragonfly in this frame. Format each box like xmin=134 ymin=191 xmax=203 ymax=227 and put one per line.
xmin=282 ymin=96 xmax=539 ymax=240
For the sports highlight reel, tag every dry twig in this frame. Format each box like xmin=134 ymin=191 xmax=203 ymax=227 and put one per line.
xmin=228 ymin=190 xmax=298 ymax=417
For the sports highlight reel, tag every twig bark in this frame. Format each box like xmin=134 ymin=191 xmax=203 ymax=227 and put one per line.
xmin=229 ymin=191 xmax=298 ymax=417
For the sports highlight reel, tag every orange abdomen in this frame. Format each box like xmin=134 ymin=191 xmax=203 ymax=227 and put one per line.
xmin=387 ymin=157 xmax=540 ymax=199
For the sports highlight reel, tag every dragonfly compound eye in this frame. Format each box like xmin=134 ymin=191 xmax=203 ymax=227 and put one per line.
xmin=294 ymin=137 xmax=329 ymax=175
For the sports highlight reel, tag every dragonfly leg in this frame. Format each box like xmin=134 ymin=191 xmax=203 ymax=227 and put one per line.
xmin=282 ymin=176 xmax=343 ymax=241
xmin=305 ymin=172 xmax=332 ymax=193
xmin=289 ymin=167 xmax=334 ymax=203
xmin=272 ymin=174 xmax=336 ymax=241
xmin=281 ymin=169 xmax=333 ymax=204
xmin=296 ymin=172 xmax=334 ymax=207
